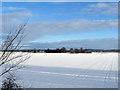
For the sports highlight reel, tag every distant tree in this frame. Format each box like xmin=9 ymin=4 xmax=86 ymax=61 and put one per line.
xmin=37 ymin=49 xmax=40 ymax=52
xmin=80 ymin=47 xmax=84 ymax=53
xmin=61 ymin=47 xmax=66 ymax=53
xmin=74 ymin=49 xmax=79 ymax=53
xmin=56 ymin=48 xmax=59 ymax=51
xmin=70 ymin=48 xmax=74 ymax=53
xmin=56 ymin=48 xmax=61 ymax=53
xmin=45 ymin=48 xmax=50 ymax=53
xmin=33 ymin=48 xmax=37 ymax=53
xmin=84 ymin=49 xmax=88 ymax=53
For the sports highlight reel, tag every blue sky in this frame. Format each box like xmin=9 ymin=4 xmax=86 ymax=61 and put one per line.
xmin=2 ymin=2 xmax=118 ymax=49
xmin=3 ymin=2 xmax=118 ymax=20
xmin=2 ymin=0 xmax=120 ymax=2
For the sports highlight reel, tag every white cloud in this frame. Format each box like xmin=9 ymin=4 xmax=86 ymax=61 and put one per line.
xmin=3 ymin=6 xmax=26 ymax=11
xmin=2 ymin=3 xmax=118 ymax=42
xmin=80 ymin=3 xmax=118 ymax=16
xmin=2 ymin=11 xmax=117 ymax=41
xmin=24 ymin=38 xmax=118 ymax=49
xmin=2 ymin=11 xmax=32 ymax=32
xmin=2 ymin=3 xmax=118 ymax=49
xmin=23 ymin=19 xmax=117 ymax=41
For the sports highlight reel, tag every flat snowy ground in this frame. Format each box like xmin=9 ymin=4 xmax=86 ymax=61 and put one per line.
xmin=15 ymin=53 xmax=118 ymax=88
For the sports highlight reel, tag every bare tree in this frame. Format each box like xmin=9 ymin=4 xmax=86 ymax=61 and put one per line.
xmin=0 ymin=22 xmax=31 ymax=77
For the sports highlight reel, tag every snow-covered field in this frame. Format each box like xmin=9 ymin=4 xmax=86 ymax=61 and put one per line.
xmin=15 ymin=53 xmax=118 ymax=88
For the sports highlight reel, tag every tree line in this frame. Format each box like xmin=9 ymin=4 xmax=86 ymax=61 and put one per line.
xmin=21 ymin=47 xmax=91 ymax=53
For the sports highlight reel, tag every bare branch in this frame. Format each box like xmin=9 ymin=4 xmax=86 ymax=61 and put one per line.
xmin=0 ymin=22 xmax=31 ymax=77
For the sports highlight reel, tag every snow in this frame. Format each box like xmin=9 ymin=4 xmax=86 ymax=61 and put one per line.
xmin=14 ymin=53 xmax=118 ymax=88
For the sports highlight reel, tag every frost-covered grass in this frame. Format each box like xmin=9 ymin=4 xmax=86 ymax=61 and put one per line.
xmin=14 ymin=53 xmax=118 ymax=88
